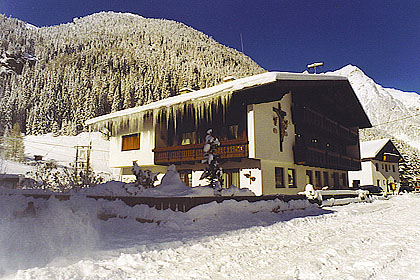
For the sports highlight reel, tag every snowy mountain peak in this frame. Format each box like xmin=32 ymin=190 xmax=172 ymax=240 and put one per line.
xmin=330 ymin=65 xmax=420 ymax=151
xmin=333 ymin=64 xmax=364 ymax=77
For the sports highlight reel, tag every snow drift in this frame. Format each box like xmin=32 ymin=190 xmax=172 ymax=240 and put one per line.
xmin=0 ymin=191 xmax=316 ymax=278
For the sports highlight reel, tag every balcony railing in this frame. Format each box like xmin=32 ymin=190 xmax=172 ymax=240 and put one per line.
xmin=153 ymin=138 xmax=249 ymax=165
xmin=294 ymin=145 xmax=361 ymax=171
xmin=293 ymin=106 xmax=359 ymax=144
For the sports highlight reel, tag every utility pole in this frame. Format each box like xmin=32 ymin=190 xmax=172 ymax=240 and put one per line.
xmin=74 ymin=143 xmax=92 ymax=175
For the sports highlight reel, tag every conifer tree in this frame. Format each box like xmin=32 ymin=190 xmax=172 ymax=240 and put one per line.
xmin=4 ymin=123 xmax=24 ymax=162
xmin=200 ymin=129 xmax=223 ymax=191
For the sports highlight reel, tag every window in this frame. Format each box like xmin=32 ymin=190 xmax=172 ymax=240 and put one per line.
xmin=341 ymin=173 xmax=347 ymax=187
xmin=223 ymin=169 xmax=240 ymax=188
xmin=275 ymin=167 xmax=285 ymax=188
xmin=375 ymin=163 xmax=379 ymax=171
xmin=288 ymin=168 xmax=296 ymax=188
xmin=352 ymin=180 xmax=360 ymax=188
xmin=323 ymin=171 xmax=329 ymax=187
xmin=228 ymin=125 xmax=239 ymax=140
xmin=179 ymin=170 xmax=192 ymax=187
xmin=306 ymin=170 xmax=313 ymax=185
xmin=333 ymin=172 xmax=339 ymax=187
xmin=181 ymin=131 xmax=196 ymax=145
xmin=377 ymin=179 xmax=380 ymax=187
xmin=385 ymin=164 xmax=388 ymax=172
xmin=122 ymin=133 xmax=140 ymax=151
xmin=315 ymin=171 xmax=322 ymax=188
xmin=392 ymin=165 xmax=396 ymax=172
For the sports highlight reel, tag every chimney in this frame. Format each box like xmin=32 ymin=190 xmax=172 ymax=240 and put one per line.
xmin=179 ymin=87 xmax=194 ymax=95
xmin=223 ymin=75 xmax=236 ymax=82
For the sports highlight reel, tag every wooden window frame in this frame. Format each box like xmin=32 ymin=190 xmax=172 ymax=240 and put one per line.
xmin=306 ymin=170 xmax=313 ymax=185
xmin=288 ymin=168 xmax=296 ymax=188
xmin=323 ymin=171 xmax=329 ymax=187
xmin=275 ymin=167 xmax=285 ymax=188
xmin=122 ymin=133 xmax=141 ymax=151
xmin=341 ymin=173 xmax=347 ymax=187
xmin=223 ymin=169 xmax=240 ymax=188
xmin=315 ymin=171 xmax=322 ymax=188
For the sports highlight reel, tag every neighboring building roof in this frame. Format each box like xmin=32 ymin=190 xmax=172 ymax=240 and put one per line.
xmin=86 ymin=71 xmax=370 ymax=133
xmin=360 ymin=139 xmax=392 ymax=159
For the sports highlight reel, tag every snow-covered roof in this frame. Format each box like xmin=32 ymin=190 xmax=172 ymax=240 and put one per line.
xmin=359 ymin=139 xmax=390 ymax=159
xmin=86 ymin=72 xmax=348 ymax=133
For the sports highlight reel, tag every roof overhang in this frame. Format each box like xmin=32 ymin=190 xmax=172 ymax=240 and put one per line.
xmin=86 ymin=71 xmax=371 ymax=133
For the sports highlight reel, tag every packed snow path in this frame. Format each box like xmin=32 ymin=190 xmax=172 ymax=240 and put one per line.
xmin=2 ymin=195 xmax=420 ymax=279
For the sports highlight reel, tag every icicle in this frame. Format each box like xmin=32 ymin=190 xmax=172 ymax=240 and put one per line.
xmin=88 ymin=88 xmax=235 ymax=135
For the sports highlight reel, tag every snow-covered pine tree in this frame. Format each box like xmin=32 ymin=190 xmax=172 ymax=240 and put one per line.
xmin=200 ymin=129 xmax=223 ymax=191
xmin=4 ymin=122 xmax=24 ymax=162
xmin=52 ymin=121 xmax=60 ymax=136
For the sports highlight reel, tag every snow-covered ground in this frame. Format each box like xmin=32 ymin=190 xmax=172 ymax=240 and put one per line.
xmin=1 ymin=193 xmax=419 ymax=279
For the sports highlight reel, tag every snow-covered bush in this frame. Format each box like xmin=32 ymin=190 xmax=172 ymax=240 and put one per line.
xmin=200 ymin=129 xmax=223 ymax=191
xmin=26 ymin=160 xmax=66 ymax=191
xmin=26 ymin=160 xmax=105 ymax=192
xmin=61 ymin=163 xmax=105 ymax=190
xmin=132 ymin=161 xmax=159 ymax=189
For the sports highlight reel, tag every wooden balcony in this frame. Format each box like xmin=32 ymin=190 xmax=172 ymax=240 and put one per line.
xmin=293 ymin=106 xmax=359 ymax=144
xmin=153 ymin=138 xmax=249 ymax=165
xmin=294 ymin=145 xmax=361 ymax=171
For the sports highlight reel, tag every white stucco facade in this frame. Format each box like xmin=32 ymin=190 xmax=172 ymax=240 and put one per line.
xmin=348 ymin=139 xmax=401 ymax=193
xmin=87 ymin=72 xmax=370 ymax=195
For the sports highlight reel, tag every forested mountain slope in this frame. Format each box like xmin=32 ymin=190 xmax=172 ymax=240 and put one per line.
xmin=0 ymin=12 xmax=264 ymax=135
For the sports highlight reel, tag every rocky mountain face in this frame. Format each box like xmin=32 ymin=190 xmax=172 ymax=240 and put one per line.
xmin=330 ymin=65 xmax=420 ymax=183
xmin=0 ymin=12 xmax=264 ymax=136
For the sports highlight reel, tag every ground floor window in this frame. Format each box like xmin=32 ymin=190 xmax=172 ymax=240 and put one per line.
xmin=306 ymin=170 xmax=313 ymax=185
xmin=341 ymin=173 xmax=347 ymax=187
xmin=315 ymin=171 xmax=322 ymax=188
xmin=179 ymin=170 xmax=192 ymax=187
xmin=352 ymin=180 xmax=360 ymax=188
xmin=333 ymin=172 xmax=339 ymax=187
xmin=288 ymin=168 xmax=296 ymax=188
xmin=323 ymin=171 xmax=329 ymax=187
xmin=223 ymin=169 xmax=240 ymax=188
xmin=275 ymin=167 xmax=285 ymax=188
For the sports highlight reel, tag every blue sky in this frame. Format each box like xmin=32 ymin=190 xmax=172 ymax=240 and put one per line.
xmin=2 ymin=0 xmax=420 ymax=93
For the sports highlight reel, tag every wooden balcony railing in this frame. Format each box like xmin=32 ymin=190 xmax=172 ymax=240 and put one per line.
xmin=153 ymin=138 xmax=249 ymax=165
xmin=294 ymin=145 xmax=361 ymax=171
xmin=293 ymin=106 xmax=359 ymax=144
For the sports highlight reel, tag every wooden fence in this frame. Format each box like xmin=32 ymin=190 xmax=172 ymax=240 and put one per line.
xmin=21 ymin=194 xmax=308 ymax=212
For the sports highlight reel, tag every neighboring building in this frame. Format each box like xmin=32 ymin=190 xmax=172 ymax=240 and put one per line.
xmin=348 ymin=139 xmax=402 ymax=193
xmin=86 ymin=72 xmax=371 ymax=195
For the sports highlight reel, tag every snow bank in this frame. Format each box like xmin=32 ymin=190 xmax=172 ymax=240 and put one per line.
xmin=0 ymin=194 xmax=100 ymax=277
xmin=0 ymin=191 xmax=315 ymax=277
xmin=78 ymin=164 xmax=255 ymax=197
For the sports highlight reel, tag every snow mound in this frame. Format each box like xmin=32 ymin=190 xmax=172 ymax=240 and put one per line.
xmin=0 ymin=191 xmax=315 ymax=277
